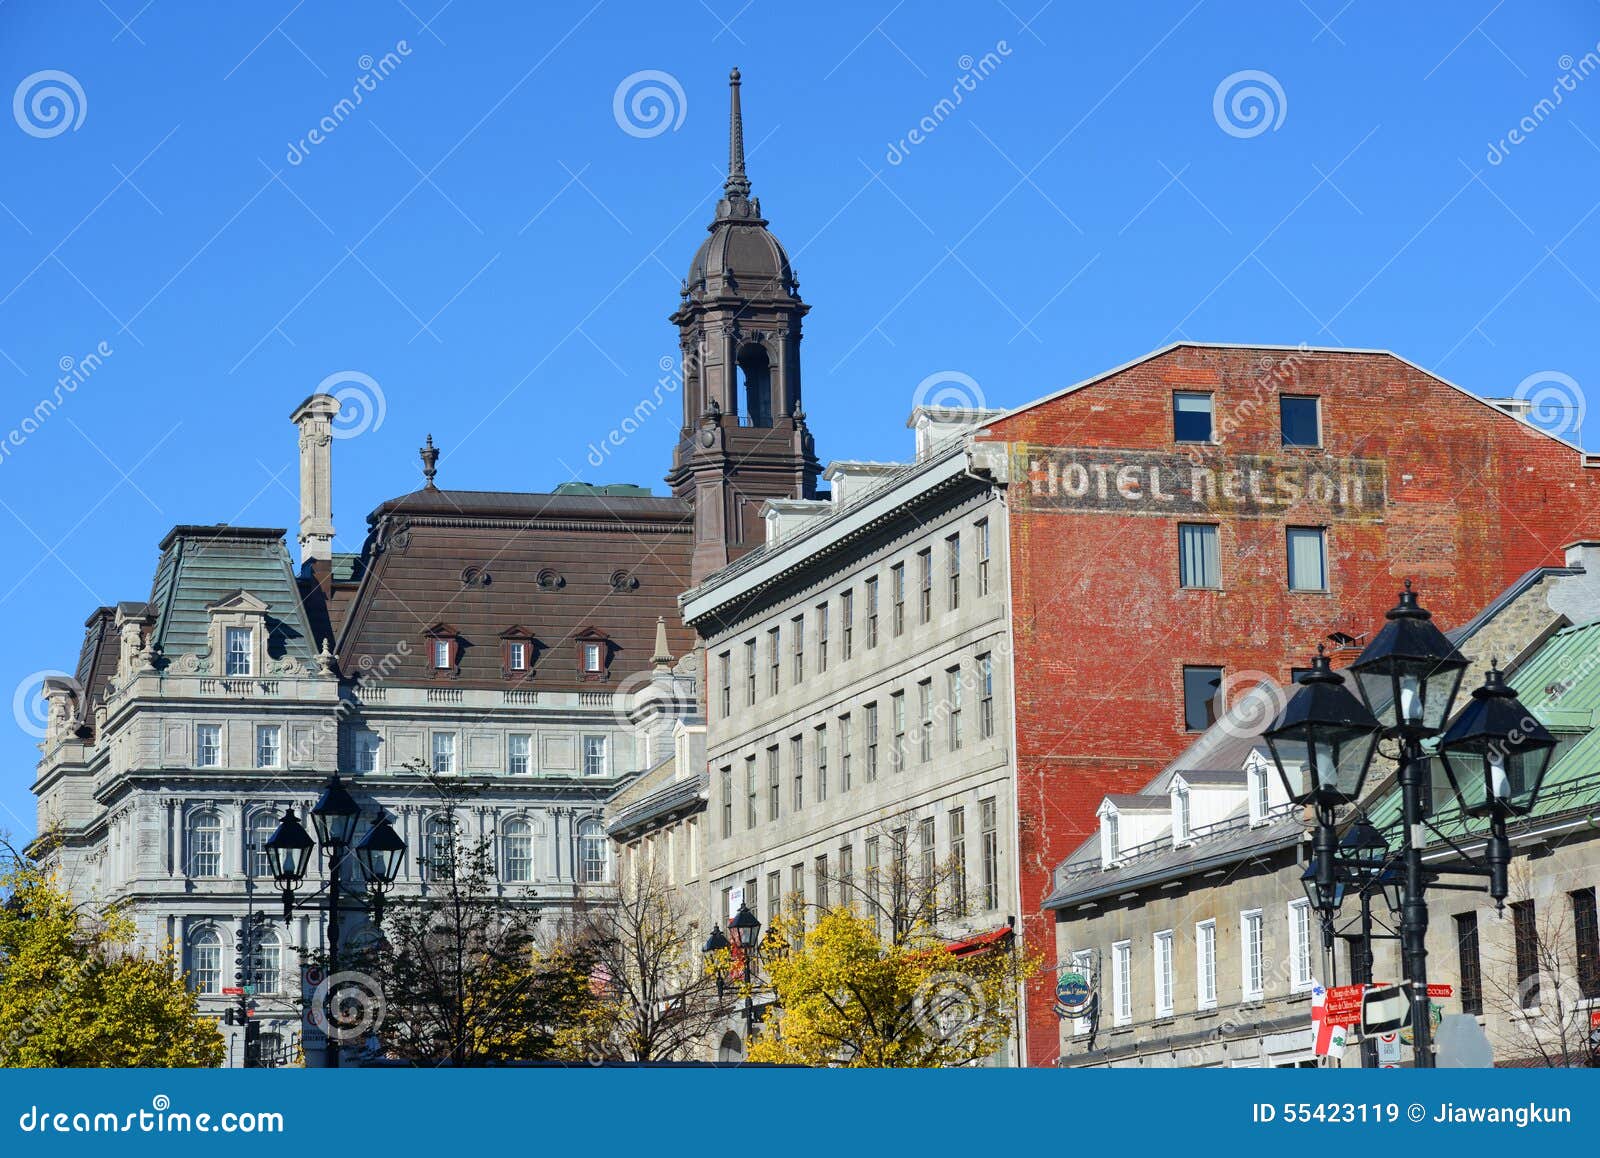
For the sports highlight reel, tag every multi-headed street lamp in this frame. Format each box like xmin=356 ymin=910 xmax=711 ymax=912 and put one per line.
xmin=1267 ymin=583 xmax=1555 ymax=1068
xmin=702 ymin=902 xmax=764 ymax=1050
xmin=263 ymin=774 xmax=406 ymax=1068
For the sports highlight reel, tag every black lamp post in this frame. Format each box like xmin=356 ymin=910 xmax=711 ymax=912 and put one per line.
xmin=265 ymin=774 xmax=405 ymax=1068
xmin=727 ymin=903 xmax=763 ymax=1045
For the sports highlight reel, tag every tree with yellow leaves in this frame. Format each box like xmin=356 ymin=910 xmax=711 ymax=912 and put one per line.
xmin=0 ymin=846 xmax=223 ymax=1067
xmin=747 ymin=906 xmax=1035 ymax=1068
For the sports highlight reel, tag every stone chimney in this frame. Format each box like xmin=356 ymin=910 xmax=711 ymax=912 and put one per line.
xmin=290 ymin=394 xmax=341 ymax=568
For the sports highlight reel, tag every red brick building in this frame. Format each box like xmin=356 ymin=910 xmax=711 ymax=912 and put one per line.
xmin=973 ymin=342 xmax=1600 ymax=1066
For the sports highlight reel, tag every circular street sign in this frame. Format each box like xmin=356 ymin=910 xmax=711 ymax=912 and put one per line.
xmin=1055 ymin=970 xmax=1092 ymax=1017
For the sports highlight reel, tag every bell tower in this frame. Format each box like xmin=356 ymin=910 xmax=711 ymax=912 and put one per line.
xmin=667 ymin=67 xmax=820 ymax=585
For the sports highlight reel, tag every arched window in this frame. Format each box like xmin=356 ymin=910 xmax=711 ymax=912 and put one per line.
xmin=501 ymin=817 xmax=534 ymax=883
xmin=423 ymin=815 xmax=453 ymax=881
xmin=186 ymin=810 xmax=222 ymax=878
xmin=246 ymin=810 xmax=276 ymax=878
xmin=738 ymin=345 xmax=773 ymax=427
xmin=190 ymin=927 xmax=222 ymax=994
xmin=717 ymin=1030 xmax=743 ymax=1062
xmin=249 ymin=930 xmax=283 ymax=994
xmin=577 ymin=818 xmax=609 ymax=884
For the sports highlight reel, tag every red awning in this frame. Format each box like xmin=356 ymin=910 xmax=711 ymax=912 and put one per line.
xmin=945 ymin=926 xmax=1013 ymax=958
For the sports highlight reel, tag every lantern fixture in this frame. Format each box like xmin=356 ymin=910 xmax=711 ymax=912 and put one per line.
xmin=310 ymin=774 xmax=361 ymax=847
xmin=1339 ymin=820 xmax=1389 ymax=875
xmin=355 ymin=813 xmax=407 ymax=887
xmin=264 ymin=807 xmax=314 ymax=888
xmin=1349 ymin=581 xmax=1469 ymax=736
xmin=1437 ymin=662 xmax=1557 ymax=818
xmin=1300 ymin=859 xmax=1345 ymax=914
xmin=729 ymin=903 xmax=762 ymax=952
xmin=702 ymin=924 xmax=730 ymax=955
xmin=1264 ymin=648 xmax=1383 ymax=808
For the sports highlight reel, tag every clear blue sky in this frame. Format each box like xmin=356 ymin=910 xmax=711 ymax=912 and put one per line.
xmin=3 ymin=0 xmax=1600 ymax=836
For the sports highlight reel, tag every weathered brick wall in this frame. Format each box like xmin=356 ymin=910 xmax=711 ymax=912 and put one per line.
xmin=976 ymin=344 xmax=1600 ymax=1065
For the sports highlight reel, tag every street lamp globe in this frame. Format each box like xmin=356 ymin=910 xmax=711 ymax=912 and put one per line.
xmin=1438 ymin=662 xmax=1557 ymax=818
xmin=702 ymin=925 xmax=730 ymax=955
xmin=355 ymin=814 xmax=407 ymax=886
xmin=310 ymin=775 xmax=361 ymax=847
xmin=1300 ymin=859 xmax=1345 ymax=914
xmin=729 ymin=903 xmax=762 ymax=952
xmin=264 ymin=807 xmax=314 ymax=887
xmin=1349 ymin=581 xmax=1469 ymax=736
xmin=1264 ymin=649 xmax=1383 ymax=808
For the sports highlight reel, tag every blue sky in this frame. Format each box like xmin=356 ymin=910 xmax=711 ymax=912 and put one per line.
xmin=3 ymin=0 xmax=1600 ymax=835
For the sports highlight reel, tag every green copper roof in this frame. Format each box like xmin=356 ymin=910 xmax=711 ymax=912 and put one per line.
xmin=147 ymin=526 xmax=319 ymax=666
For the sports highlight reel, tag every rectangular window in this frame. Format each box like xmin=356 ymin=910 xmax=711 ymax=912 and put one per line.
xmin=791 ymin=616 xmax=804 ymax=683
xmin=1183 ymin=666 xmax=1222 ymax=732
xmin=838 ymin=842 xmax=853 ymax=901
xmin=1196 ymin=920 xmax=1217 ymax=1009
xmin=508 ymin=734 xmax=531 ymax=775
xmin=225 ymin=627 xmax=253 ymax=677
xmin=718 ymin=652 xmax=731 ymax=718
xmin=865 ymin=702 xmax=879 ymax=782
xmin=1113 ymin=940 xmax=1133 ymax=1026
xmin=582 ymin=734 xmax=607 ymax=776
xmin=917 ymin=817 xmax=935 ymax=916
xmin=432 ymin=732 xmax=456 ymax=774
xmin=949 ymin=806 xmax=967 ymax=917
xmin=1104 ymin=812 xmax=1120 ymax=863
xmin=864 ymin=837 xmax=881 ymax=927
xmin=976 ymin=518 xmax=991 ymax=597
xmin=720 ymin=767 xmax=733 ymax=838
xmin=918 ymin=679 xmax=934 ymax=762
xmin=865 ymin=577 xmax=879 ymax=648
xmin=1178 ymin=523 xmax=1220 ymax=589
xmin=980 ymin=797 xmax=998 ymax=910
xmin=891 ymin=563 xmax=906 ymax=635
xmin=839 ymin=713 xmax=853 ymax=790
xmin=791 ymin=735 xmax=804 ymax=813
xmin=791 ymin=863 xmax=805 ymax=926
xmin=507 ymin=641 xmax=528 ymax=671
xmin=432 ymin=638 xmax=452 ymax=669
xmin=1242 ymin=909 xmax=1264 ymax=999
xmin=1174 ymin=391 xmax=1214 ymax=442
xmin=978 ymin=653 xmax=994 ymax=739
xmin=815 ymin=724 xmax=828 ymax=802
xmin=1280 ymin=395 xmax=1321 ymax=447
xmin=946 ymin=533 xmax=961 ymax=610
xmin=767 ymin=746 xmax=781 ymax=822
xmin=947 ymin=666 xmax=963 ymax=751
xmin=816 ymin=603 xmax=829 ymax=673
xmin=1455 ymin=911 xmax=1483 ymax=1015
xmin=815 ymin=855 xmax=830 ymax=911
xmin=841 ymin=590 xmax=854 ymax=659
xmin=1573 ymin=888 xmax=1600 ymax=999
xmin=1173 ymin=786 xmax=1190 ymax=845
xmin=254 ymin=725 xmax=280 ymax=769
xmin=1288 ymin=899 xmax=1313 ymax=991
xmin=1154 ymin=930 xmax=1174 ymax=1016
xmin=582 ymin=641 xmax=604 ymax=673
xmin=196 ymin=723 xmax=221 ymax=768
xmin=891 ymin=690 xmax=907 ymax=770
xmin=766 ymin=870 xmax=782 ymax=925
xmin=744 ymin=640 xmax=757 ymax=705
xmin=354 ymin=731 xmax=380 ymax=773
xmin=745 ymin=756 xmax=758 ymax=830
xmin=918 ymin=549 xmax=933 ymax=623
xmin=1513 ymin=900 xmax=1539 ymax=1008
xmin=1287 ymin=527 xmax=1327 ymax=592
xmin=768 ymin=627 xmax=781 ymax=695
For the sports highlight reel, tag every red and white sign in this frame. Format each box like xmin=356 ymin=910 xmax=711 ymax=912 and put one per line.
xmin=1589 ymin=1010 xmax=1600 ymax=1030
xmin=222 ymin=986 xmax=243 ymax=996
xmin=1324 ymin=983 xmax=1367 ymax=1025
xmin=1427 ymin=983 xmax=1453 ymax=999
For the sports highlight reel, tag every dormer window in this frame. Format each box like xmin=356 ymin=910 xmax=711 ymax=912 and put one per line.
xmin=1172 ymin=784 xmax=1191 ymax=846
xmin=574 ymin=627 xmax=612 ymax=681
xmin=1099 ymin=804 xmax=1121 ymax=869
xmin=225 ymin=627 xmax=254 ymax=676
xmin=499 ymin=627 xmax=537 ymax=679
xmin=509 ymin=642 xmax=528 ymax=671
xmin=433 ymin=640 xmax=451 ymax=669
xmin=1247 ymin=756 xmax=1271 ymax=825
xmin=424 ymin=624 xmax=461 ymax=677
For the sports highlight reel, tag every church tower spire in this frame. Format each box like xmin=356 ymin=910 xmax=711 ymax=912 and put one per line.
xmin=667 ymin=68 xmax=819 ymax=585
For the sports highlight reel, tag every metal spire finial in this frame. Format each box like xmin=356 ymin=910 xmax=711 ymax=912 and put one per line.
xmin=725 ymin=66 xmax=750 ymax=201
xmin=420 ymin=434 xmax=439 ymax=490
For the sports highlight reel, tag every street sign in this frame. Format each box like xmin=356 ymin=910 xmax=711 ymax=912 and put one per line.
xmin=1324 ymin=984 xmax=1366 ymax=1026
xmin=1376 ymin=1030 xmax=1402 ymax=1067
xmin=1427 ymin=983 xmax=1453 ymax=999
xmin=222 ymin=987 xmax=243 ymax=996
xmin=242 ymin=984 xmax=255 ymax=996
xmin=1361 ymin=985 xmax=1412 ymax=1036
xmin=1055 ymin=970 xmax=1092 ymax=1018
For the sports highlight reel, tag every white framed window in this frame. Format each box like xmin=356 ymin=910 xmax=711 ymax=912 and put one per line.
xmin=247 ymin=810 xmax=275 ymax=878
xmin=255 ymin=724 xmax=281 ymax=769
xmin=582 ymin=734 xmax=607 ymax=776
xmin=433 ymin=639 xmax=452 ymax=669
xmin=186 ymin=810 xmax=222 ymax=877
xmin=1172 ymin=785 xmax=1190 ymax=846
xmin=507 ymin=641 xmax=528 ymax=671
xmin=583 ymin=642 xmax=604 ymax=673
xmin=249 ymin=931 xmax=283 ymax=994
xmin=508 ymin=733 xmax=531 ymax=775
xmin=422 ymin=815 xmax=452 ymax=881
xmin=501 ymin=817 xmax=534 ymax=882
xmin=431 ymin=731 xmax=456 ymax=774
xmin=1112 ymin=940 xmax=1132 ymax=1026
xmin=1154 ymin=930 xmax=1174 ymax=1017
xmin=1248 ymin=759 xmax=1271 ymax=825
xmin=578 ymin=818 xmax=608 ymax=883
xmin=1101 ymin=808 xmax=1120 ymax=868
xmin=1241 ymin=909 xmax=1265 ymax=1000
xmin=1196 ymin=919 xmax=1217 ymax=1009
xmin=354 ymin=731 xmax=381 ymax=773
xmin=189 ymin=928 xmax=222 ymax=994
xmin=195 ymin=724 xmax=221 ymax=768
xmin=1288 ymin=898 xmax=1313 ymax=991
xmin=1070 ymin=948 xmax=1094 ymax=1036
xmin=225 ymin=627 xmax=253 ymax=676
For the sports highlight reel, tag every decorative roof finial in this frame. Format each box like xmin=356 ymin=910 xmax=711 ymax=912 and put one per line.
xmin=725 ymin=66 xmax=750 ymax=201
xmin=651 ymin=615 xmax=673 ymax=671
xmin=420 ymin=434 xmax=439 ymax=490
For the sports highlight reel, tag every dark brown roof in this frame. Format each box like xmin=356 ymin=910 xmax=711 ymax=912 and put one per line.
xmin=338 ymin=490 xmax=696 ymax=690
xmin=74 ymin=607 xmax=120 ymax=730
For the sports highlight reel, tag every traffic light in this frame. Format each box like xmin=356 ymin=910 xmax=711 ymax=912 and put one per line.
xmin=222 ymin=1007 xmax=238 ymax=1026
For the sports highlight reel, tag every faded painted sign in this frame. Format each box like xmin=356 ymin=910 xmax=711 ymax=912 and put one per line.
xmin=1014 ymin=445 xmax=1387 ymax=520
